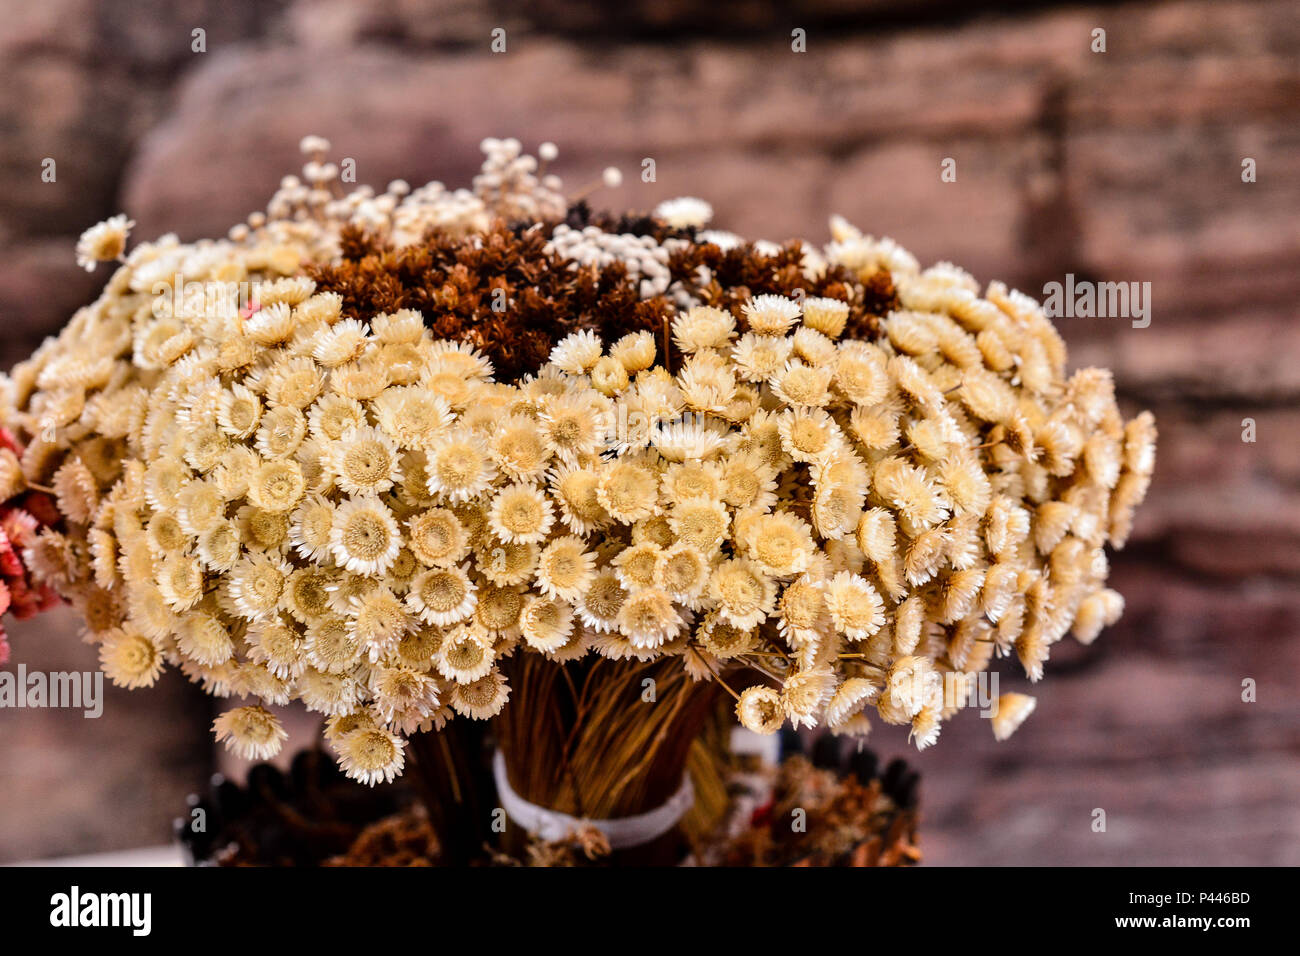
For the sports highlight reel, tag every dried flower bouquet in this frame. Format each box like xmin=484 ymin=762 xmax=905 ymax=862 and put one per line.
xmin=0 ymin=136 xmax=1155 ymax=859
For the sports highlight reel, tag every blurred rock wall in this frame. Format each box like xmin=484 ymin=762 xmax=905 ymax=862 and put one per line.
xmin=1 ymin=0 xmax=1296 ymax=863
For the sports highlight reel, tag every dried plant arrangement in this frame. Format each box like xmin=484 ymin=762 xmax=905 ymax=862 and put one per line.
xmin=0 ymin=136 xmax=1155 ymax=865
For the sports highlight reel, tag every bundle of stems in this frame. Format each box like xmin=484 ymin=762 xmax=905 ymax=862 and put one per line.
xmin=495 ymin=653 xmax=722 ymax=822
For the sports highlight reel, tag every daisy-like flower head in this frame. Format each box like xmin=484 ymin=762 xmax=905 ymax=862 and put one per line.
xmin=236 ymin=505 xmax=291 ymax=553
xmin=855 ymin=507 xmax=898 ymax=563
xmin=450 ymin=667 xmax=510 ymax=719
xmin=329 ymin=495 xmax=401 ymax=575
xmin=244 ymin=302 xmax=297 ymax=347
xmin=611 ymin=331 xmax=658 ymax=373
xmin=487 ymin=482 xmax=554 ymax=545
xmin=254 ymin=405 xmax=307 ymax=459
xmin=662 ymin=460 xmax=722 ymax=504
xmin=262 ymin=356 xmax=326 ymax=410
xmin=425 ymin=425 xmax=496 ymax=502
xmin=435 ymin=624 xmax=496 ymax=683
xmin=157 ymin=554 xmax=205 ymax=612
xmin=777 ymin=406 xmax=843 ymax=463
xmin=826 ymin=676 xmax=880 ymax=729
xmin=547 ymin=464 xmax=609 ymax=534
xmin=535 ymin=535 xmax=596 ymax=603
xmin=146 ymin=510 xmax=189 ymax=557
xmin=98 ymin=627 xmax=164 ymax=689
xmin=426 ymin=339 xmax=494 ymax=383
xmin=372 ymin=385 xmax=453 ymax=450
xmin=652 ymin=418 xmax=729 ymax=462
xmin=825 ymin=571 xmax=886 ymax=641
xmin=791 ymin=326 xmax=838 ymax=367
xmin=708 ymin=557 xmax=776 ymax=630
xmin=247 ymin=617 xmax=305 ymax=681
xmin=143 ymin=457 xmax=190 ymax=511
xmin=770 ymin=360 xmax=833 ymax=408
xmin=212 ymin=705 xmax=288 ymax=761
xmin=76 ymin=214 xmax=134 ymax=271
xmin=336 ymin=725 xmax=406 ymax=785
xmin=520 ymin=595 xmax=575 ymax=652
xmin=370 ymin=309 xmax=425 ymax=345
xmin=718 ymin=449 xmax=778 ymax=512
xmin=549 ymin=330 xmax=603 ymax=374
xmin=735 ymin=685 xmax=784 ymax=735
xmin=668 ymin=497 xmax=730 ymax=554
xmin=370 ymin=665 xmax=441 ymax=731
xmin=659 ymin=542 xmax=710 ymax=605
xmin=247 ymin=458 xmax=306 ymax=512
xmin=672 ymin=305 xmax=735 ymax=353
xmin=575 ymin=568 xmax=626 ymax=633
xmin=406 ymin=564 xmax=477 ymax=627
xmin=225 ymin=551 xmax=290 ymax=622
xmin=616 ymin=587 xmax=682 ymax=649
xmin=183 ymin=427 xmax=231 ymax=475
xmin=610 ymin=540 xmax=662 ymax=592
xmin=175 ymin=607 xmax=233 ymax=667
xmin=323 ymin=711 xmax=377 ymax=750
xmin=746 ymin=511 xmax=815 ymax=578
xmin=873 ymin=456 xmax=951 ymax=533
xmin=888 ymin=355 xmax=944 ymax=410
xmin=289 ymin=494 xmax=336 ymax=563
xmin=284 ymin=566 xmax=334 ymax=624
xmin=596 ymin=456 xmax=660 ymax=524
xmin=218 ymin=383 xmax=262 ymax=440
xmin=801 ymin=296 xmax=851 ymax=339
xmin=305 ymin=614 xmax=364 ymax=674
xmin=540 ymin=390 xmax=613 ymax=462
xmin=782 ymin=664 xmax=837 ymax=729
xmin=327 ymin=424 xmax=401 ymax=495
xmin=394 ymin=625 xmax=444 ymax=670
xmin=676 ymin=352 xmax=736 ymax=413
xmin=777 ymin=575 xmax=826 ymax=641
xmin=476 ymin=536 xmax=539 ymax=587
xmin=833 ymin=342 xmax=890 ymax=407
xmin=347 ymin=585 xmax=411 ymax=661
xmin=331 ymin=357 xmax=391 ymax=401
xmin=312 ymin=317 xmax=370 ymax=367
xmin=488 ymin=415 xmax=551 ymax=483
xmin=296 ymin=667 xmax=359 ymax=717
xmin=692 ymin=611 xmax=755 ymax=660
xmin=740 ymin=294 xmax=801 ymax=336
xmin=472 ymin=582 xmax=524 ymax=635
xmin=308 ymin=393 xmax=367 ymax=443
xmin=812 ymin=482 xmax=864 ymax=542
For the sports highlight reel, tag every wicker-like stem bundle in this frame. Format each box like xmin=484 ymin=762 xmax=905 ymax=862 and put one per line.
xmin=494 ymin=653 xmax=722 ymax=864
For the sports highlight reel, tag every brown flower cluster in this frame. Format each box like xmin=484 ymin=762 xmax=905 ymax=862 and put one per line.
xmin=0 ymin=136 xmax=1154 ymax=785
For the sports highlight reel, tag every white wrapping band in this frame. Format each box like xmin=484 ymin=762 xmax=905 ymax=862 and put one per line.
xmin=492 ymin=750 xmax=694 ymax=850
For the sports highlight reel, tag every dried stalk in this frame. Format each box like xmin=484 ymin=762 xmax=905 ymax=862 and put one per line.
xmin=495 ymin=653 xmax=723 ymax=825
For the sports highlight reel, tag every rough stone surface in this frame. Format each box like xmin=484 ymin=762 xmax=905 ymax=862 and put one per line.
xmin=0 ymin=0 xmax=1297 ymax=864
